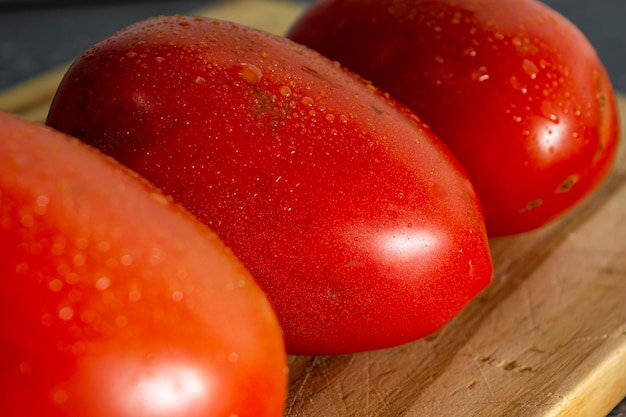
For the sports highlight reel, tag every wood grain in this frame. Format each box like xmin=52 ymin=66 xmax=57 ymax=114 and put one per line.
xmin=1 ymin=1 xmax=624 ymax=416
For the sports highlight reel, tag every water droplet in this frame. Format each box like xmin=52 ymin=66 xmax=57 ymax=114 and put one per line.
xmin=115 ymin=315 xmax=128 ymax=328
xmin=52 ymin=389 xmax=68 ymax=404
xmin=98 ymin=241 xmax=110 ymax=253
xmin=20 ymin=214 xmax=34 ymax=228
xmin=19 ymin=360 xmax=33 ymax=374
xmin=541 ymin=102 xmax=560 ymax=123
xmin=300 ymin=96 xmax=314 ymax=106
xmin=235 ymin=63 xmax=263 ymax=85
xmin=120 ymin=254 xmax=133 ymax=266
xmin=35 ymin=195 xmax=49 ymax=215
xmin=278 ymin=85 xmax=292 ymax=97
xmin=509 ymin=76 xmax=528 ymax=94
xmin=154 ymin=56 xmax=165 ymax=64
xmin=471 ymin=66 xmax=490 ymax=82
xmin=95 ymin=276 xmax=110 ymax=291
xmin=58 ymin=306 xmax=74 ymax=321
xmin=451 ymin=11 xmax=462 ymax=24
xmin=522 ymin=59 xmax=539 ymax=79
xmin=48 ymin=279 xmax=64 ymax=292
xmin=41 ymin=313 xmax=54 ymax=326
xmin=72 ymin=253 xmax=86 ymax=267
xmin=128 ymin=290 xmax=141 ymax=302
xmin=463 ymin=47 xmax=477 ymax=57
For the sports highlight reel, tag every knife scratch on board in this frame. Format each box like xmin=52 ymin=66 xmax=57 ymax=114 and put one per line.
xmin=463 ymin=331 xmax=498 ymax=401
xmin=522 ymin=280 xmax=538 ymax=331
xmin=285 ymin=356 xmax=319 ymax=416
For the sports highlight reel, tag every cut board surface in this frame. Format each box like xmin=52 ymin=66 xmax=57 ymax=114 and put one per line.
xmin=0 ymin=1 xmax=625 ymax=416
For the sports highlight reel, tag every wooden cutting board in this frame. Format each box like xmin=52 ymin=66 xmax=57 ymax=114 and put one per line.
xmin=1 ymin=1 xmax=625 ymax=416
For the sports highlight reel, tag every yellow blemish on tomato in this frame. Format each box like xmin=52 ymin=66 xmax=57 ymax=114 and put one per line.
xmin=555 ymin=174 xmax=580 ymax=193
xmin=520 ymin=199 xmax=543 ymax=213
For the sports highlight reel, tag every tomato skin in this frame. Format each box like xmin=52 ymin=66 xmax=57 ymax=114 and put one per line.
xmin=288 ymin=0 xmax=620 ymax=236
xmin=0 ymin=111 xmax=287 ymax=416
xmin=47 ymin=16 xmax=492 ymax=354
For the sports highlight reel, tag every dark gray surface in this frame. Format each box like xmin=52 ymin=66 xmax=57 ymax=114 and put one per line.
xmin=0 ymin=0 xmax=624 ymax=415
xmin=1 ymin=0 xmax=626 ymax=92
xmin=542 ymin=0 xmax=626 ymax=92
xmin=0 ymin=0 xmax=207 ymax=88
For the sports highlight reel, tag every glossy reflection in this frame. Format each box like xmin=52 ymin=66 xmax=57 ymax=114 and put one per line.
xmin=377 ymin=228 xmax=441 ymax=261
xmin=532 ymin=114 xmax=569 ymax=159
xmin=123 ymin=364 xmax=209 ymax=415
xmin=91 ymin=354 xmax=216 ymax=416
xmin=348 ymin=221 xmax=446 ymax=266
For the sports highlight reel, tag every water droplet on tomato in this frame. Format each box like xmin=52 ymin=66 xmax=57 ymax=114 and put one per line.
xmin=95 ymin=276 xmax=111 ymax=290
xmin=58 ymin=306 xmax=74 ymax=321
xmin=235 ymin=62 xmax=263 ymax=85
xmin=19 ymin=361 xmax=33 ymax=374
xmin=279 ymin=85 xmax=292 ymax=97
xmin=463 ymin=47 xmax=477 ymax=57
xmin=522 ymin=59 xmax=539 ymax=79
xmin=129 ymin=289 xmax=141 ymax=302
xmin=471 ymin=66 xmax=489 ymax=82
xmin=120 ymin=254 xmax=133 ymax=266
xmin=52 ymin=389 xmax=68 ymax=404
xmin=510 ymin=76 xmax=529 ymax=94
xmin=35 ymin=195 xmax=49 ymax=215
xmin=48 ymin=279 xmax=63 ymax=292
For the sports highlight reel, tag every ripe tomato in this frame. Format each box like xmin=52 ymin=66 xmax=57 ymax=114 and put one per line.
xmin=0 ymin=111 xmax=287 ymax=417
xmin=46 ymin=15 xmax=492 ymax=354
xmin=288 ymin=0 xmax=620 ymax=236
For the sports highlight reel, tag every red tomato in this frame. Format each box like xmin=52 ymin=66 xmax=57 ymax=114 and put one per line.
xmin=288 ymin=0 xmax=620 ymax=236
xmin=46 ymin=15 xmax=492 ymax=354
xmin=0 ymin=111 xmax=287 ymax=417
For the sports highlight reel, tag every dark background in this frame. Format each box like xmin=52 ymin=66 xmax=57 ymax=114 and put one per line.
xmin=0 ymin=1 xmax=625 ymax=415
xmin=1 ymin=0 xmax=626 ymax=92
